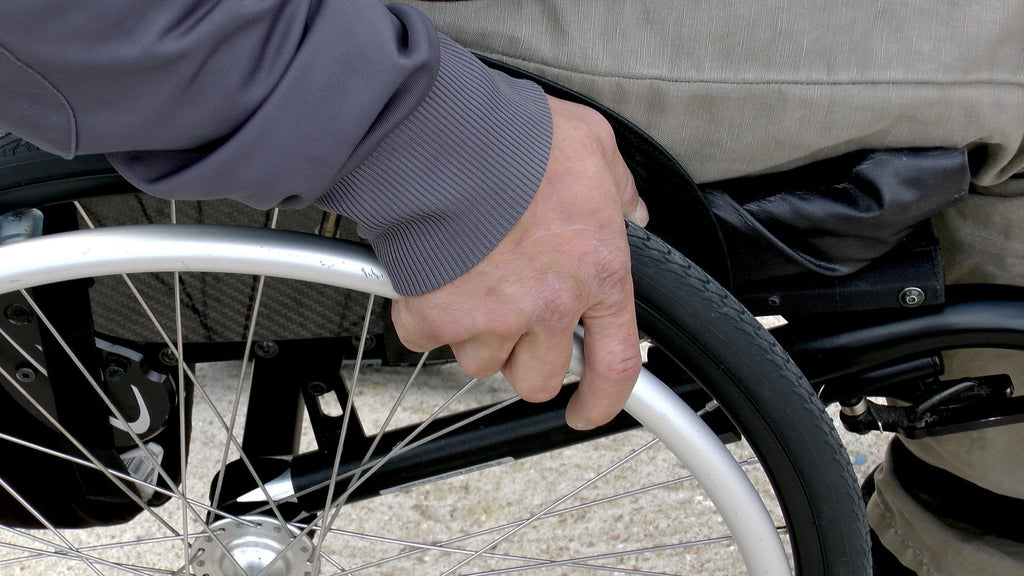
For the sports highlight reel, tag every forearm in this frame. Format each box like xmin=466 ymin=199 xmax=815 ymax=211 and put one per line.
xmin=0 ymin=1 xmax=552 ymax=295
xmin=317 ymin=35 xmax=551 ymax=295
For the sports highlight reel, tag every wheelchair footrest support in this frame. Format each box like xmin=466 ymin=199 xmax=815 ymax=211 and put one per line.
xmin=840 ymin=379 xmax=1024 ymax=438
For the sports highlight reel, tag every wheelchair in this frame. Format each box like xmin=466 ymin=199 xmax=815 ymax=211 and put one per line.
xmin=2 ymin=63 xmax=1018 ymax=575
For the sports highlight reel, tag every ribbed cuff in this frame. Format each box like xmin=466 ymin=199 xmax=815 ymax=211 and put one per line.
xmin=316 ymin=35 xmax=552 ymax=296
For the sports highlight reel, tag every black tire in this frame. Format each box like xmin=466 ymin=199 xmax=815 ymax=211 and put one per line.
xmin=628 ymin=223 xmax=870 ymax=575
xmin=0 ymin=136 xmax=869 ymax=574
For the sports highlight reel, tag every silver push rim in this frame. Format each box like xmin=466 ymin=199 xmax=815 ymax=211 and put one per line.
xmin=0 ymin=223 xmax=790 ymax=575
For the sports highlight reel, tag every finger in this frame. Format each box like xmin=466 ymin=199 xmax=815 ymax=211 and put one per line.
xmin=617 ymin=165 xmax=648 ymax=228
xmin=555 ymin=94 xmax=645 ymax=228
xmin=565 ymin=285 xmax=642 ymax=430
xmin=391 ymin=299 xmax=439 ymax=353
xmin=501 ymin=329 xmax=574 ymax=403
xmin=630 ymin=195 xmax=650 ymax=228
xmin=450 ymin=335 xmax=516 ymax=379
xmin=604 ymin=141 xmax=648 ymax=228
xmin=392 ymin=297 xmax=473 ymax=353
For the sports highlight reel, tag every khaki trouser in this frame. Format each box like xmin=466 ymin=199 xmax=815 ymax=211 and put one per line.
xmin=396 ymin=1 xmax=1024 ymax=573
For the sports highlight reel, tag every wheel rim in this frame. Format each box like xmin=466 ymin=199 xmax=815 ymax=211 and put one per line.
xmin=0 ymin=209 xmax=791 ymax=575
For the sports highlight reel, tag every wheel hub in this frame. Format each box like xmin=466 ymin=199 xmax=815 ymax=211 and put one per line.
xmin=188 ymin=516 xmax=317 ymax=576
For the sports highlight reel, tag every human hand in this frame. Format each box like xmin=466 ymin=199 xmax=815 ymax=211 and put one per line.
xmin=392 ymin=95 xmax=648 ymax=430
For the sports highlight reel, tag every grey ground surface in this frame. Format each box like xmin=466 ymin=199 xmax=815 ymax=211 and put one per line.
xmin=23 ymin=345 xmax=891 ymax=575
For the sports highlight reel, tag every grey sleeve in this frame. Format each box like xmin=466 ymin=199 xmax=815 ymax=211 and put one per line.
xmin=0 ymin=1 xmax=552 ymax=295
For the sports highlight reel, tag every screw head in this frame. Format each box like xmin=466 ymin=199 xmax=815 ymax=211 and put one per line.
xmin=104 ymin=366 xmax=127 ymax=383
xmin=104 ymin=355 xmax=131 ymax=384
xmin=158 ymin=347 xmax=178 ymax=366
xmin=15 ymin=365 xmax=36 ymax=383
xmin=4 ymin=303 xmax=32 ymax=325
xmin=307 ymin=381 xmax=329 ymax=396
xmin=253 ymin=340 xmax=279 ymax=359
xmin=350 ymin=334 xmax=377 ymax=350
xmin=898 ymin=287 xmax=926 ymax=308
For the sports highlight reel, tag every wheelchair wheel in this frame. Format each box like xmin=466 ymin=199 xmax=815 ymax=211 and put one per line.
xmin=0 ymin=138 xmax=868 ymax=574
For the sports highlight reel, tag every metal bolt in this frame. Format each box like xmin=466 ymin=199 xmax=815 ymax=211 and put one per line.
xmin=14 ymin=364 xmax=36 ymax=383
xmin=0 ymin=208 xmax=44 ymax=245
xmin=307 ymin=381 xmax=329 ymax=396
xmin=840 ymin=397 xmax=870 ymax=417
xmin=253 ymin=340 xmax=279 ymax=359
xmin=104 ymin=355 xmax=130 ymax=383
xmin=158 ymin=347 xmax=179 ymax=366
xmin=767 ymin=295 xmax=782 ymax=307
xmin=4 ymin=303 xmax=32 ymax=325
xmin=350 ymin=334 xmax=377 ymax=350
xmin=898 ymin=287 xmax=925 ymax=308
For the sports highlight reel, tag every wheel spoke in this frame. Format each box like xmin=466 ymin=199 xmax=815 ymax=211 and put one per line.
xmin=308 ymin=350 xmax=429 ymax=573
xmin=0 ymin=476 xmax=106 ymax=575
xmin=311 ymin=295 xmax=377 ymax=575
xmin=357 ymin=350 xmax=430 ymax=465
xmin=271 ymin=368 xmax=488 ymax=572
xmin=316 ymin=525 xmax=685 ymax=576
xmin=333 ymin=442 xmax=762 ymax=576
xmin=329 ymin=379 xmax=515 ymax=504
xmin=437 ymin=437 xmax=661 ymax=575
xmin=455 ymin=537 xmax=740 ymax=576
xmin=0 ymin=430 xmax=254 ymax=523
xmin=205 ymin=208 xmax=294 ymax=537
xmin=0 ymin=524 xmax=170 ymax=576
xmin=337 ymin=439 xmax=657 ymax=574
xmin=0 ymin=326 xmax=47 ymax=377
xmin=236 ymin=389 xmax=520 ymax=522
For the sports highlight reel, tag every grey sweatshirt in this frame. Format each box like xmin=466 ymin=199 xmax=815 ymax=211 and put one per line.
xmin=0 ymin=1 xmax=552 ymax=295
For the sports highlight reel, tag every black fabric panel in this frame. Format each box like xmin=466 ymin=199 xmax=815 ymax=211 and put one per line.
xmin=704 ymin=148 xmax=969 ymax=284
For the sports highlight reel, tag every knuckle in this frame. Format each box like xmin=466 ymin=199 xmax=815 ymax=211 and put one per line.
xmin=489 ymin=314 xmax=527 ymax=341
xmin=592 ymin=120 xmax=619 ymax=157
xmin=597 ymin=347 xmax=643 ymax=382
xmin=513 ymin=380 xmax=561 ymax=403
xmin=454 ymin=352 xmax=502 ymax=379
xmin=590 ymin=248 xmax=632 ymax=291
xmin=564 ymin=103 xmax=617 ymax=155
xmin=538 ymin=288 xmax=578 ymax=328
xmin=390 ymin=303 xmax=430 ymax=352
xmin=579 ymin=106 xmax=615 ymax=141
xmin=464 ymin=364 xmax=500 ymax=379
xmin=594 ymin=116 xmax=617 ymax=147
